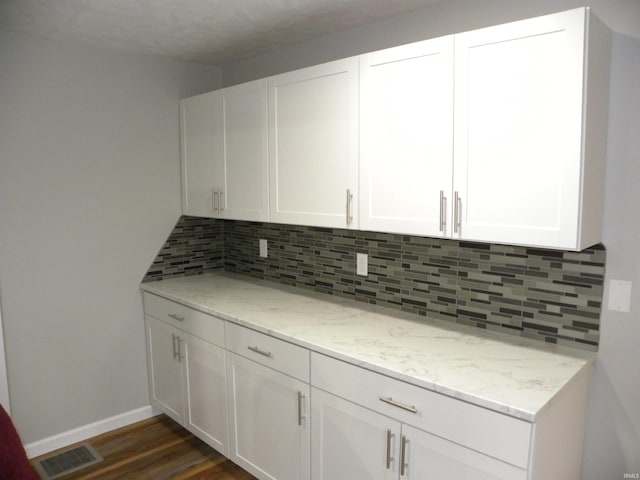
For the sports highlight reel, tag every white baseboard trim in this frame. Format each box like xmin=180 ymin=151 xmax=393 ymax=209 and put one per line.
xmin=25 ymin=405 xmax=158 ymax=458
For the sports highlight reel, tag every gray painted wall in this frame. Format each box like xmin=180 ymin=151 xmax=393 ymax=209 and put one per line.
xmin=222 ymin=0 xmax=640 ymax=86
xmin=0 ymin=30 xmax=221 ymax=443
xmin=222 ymin=1 xmax=640 ymax=476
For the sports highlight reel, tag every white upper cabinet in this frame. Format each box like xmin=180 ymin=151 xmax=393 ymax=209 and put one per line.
xmin=268 ymin=58 xmax=359 ymax=229
xmin=181 ymin=91 xmax=217 ymax=218
xmin=217 ymin=79 xmax=269 ymax=221
xmin=181 ymin=79 xmax=269 ymax=221
xmin=360 ymin=36 xmax=454 ymax=237
xmin=179 ymin=7 xmax=609 ymax=250
xmin=453 ymin=7 xmax=610 ymax=250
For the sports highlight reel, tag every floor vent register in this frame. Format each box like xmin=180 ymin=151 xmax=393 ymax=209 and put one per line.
xmin=33 ymin=443 xmax=103 ymax=480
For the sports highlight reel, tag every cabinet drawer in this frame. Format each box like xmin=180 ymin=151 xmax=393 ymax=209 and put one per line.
xmin=225 ymin=323 xmax=310 ymax=382
xmin=143 ymin=293 xmax=224 ymax=347
xmin=311 ymin=353 xmax=532 ymax=469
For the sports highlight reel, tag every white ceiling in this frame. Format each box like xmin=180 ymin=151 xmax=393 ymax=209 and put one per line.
xmin=0 ymin=0 xmax=447 ymax=65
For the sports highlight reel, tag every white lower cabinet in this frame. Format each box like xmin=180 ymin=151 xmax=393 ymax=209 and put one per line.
xmin=226 ymin=353 xmax=310 ymax=480
xmin=225 ymin=322 xmax=311 ymax=480
xmin=144 ymin=292 xmax=589 ymax=480
xmin=311 ymin=387 xmax=525 ymax=480
xmin=311 ymin=387 xmax=397 ymax=480
xmin=401 ymin=424 xmax=526 ymax=480
xmin=144 ymin=294 xmax=229 ymax=455
xmin=183 ymin=333 xmax=229 ymax=454
xmin=311 ymin=353 xmax=529 ymax=480
xmin=146 ymin=316 xmax=184 ymax=422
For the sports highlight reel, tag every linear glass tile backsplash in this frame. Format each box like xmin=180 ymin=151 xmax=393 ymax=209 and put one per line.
xmin=143 ymin=216 xmax=224 ymax=281
xmin=145 ymin=216 xmax=605 ymax=350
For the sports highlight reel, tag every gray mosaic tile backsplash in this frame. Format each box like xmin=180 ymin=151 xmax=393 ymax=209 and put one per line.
xmin=145 ymin=216 xmax=605 ymax=350
xmin=144 ymin=216 xmax=224 ymax=281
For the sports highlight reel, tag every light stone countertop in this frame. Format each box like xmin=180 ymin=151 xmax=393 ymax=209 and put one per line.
xmin=141 ymin=271 xmax=595 ymax=422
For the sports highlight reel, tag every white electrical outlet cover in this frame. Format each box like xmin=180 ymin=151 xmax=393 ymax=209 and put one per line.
xmin=259 ymin=239 xmax=268 ymax=258
xmin=357 ymin=253 xmax=368 ymax=276
xmin=608 ymin=279 xmax=632 ymax=313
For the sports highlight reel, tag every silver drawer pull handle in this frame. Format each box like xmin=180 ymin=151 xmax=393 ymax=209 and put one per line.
xmin=168 ymin=313 xmax=185 ymax=322
xmin=379 ymin=396 xmax=418 ymax=414
xmin=248 ymin=345 xmax=273 ymax=358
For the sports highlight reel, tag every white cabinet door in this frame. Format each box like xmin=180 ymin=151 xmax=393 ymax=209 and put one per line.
xmin=146 ymin=315 xmax=229 ymax=455
xmin=311 ymin=388 xmax=526 ymax=480
xmin=360 ymin=36 xmax=454 ymax=236
xmin=227 ymin=353 xmax=310 ymax=480
xmin=402 ymin=425 xmax=526 ymax=480
xmin=146 ymin=317 xmax=184 ymax=423
xmin=453 ymin=8 xmax=589 ymax=249
xmin=218 ymin=79 xmax=269 ymax=221
xmin=181 ymin=80 xmax=269 ymax=221
xmin=181 ymin=91 xmax=218 ymax=217
xmin=183 ymin=332 xmax=229 ymax=455
xmin=311 ymin=388 xmax=398 ymax=480
xmin=268 ymin=58 xmax=359 ymax=228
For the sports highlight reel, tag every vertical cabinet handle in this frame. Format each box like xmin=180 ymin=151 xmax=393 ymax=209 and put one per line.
xmin=211 ymin=188 xmax=216 ymax=216
xmin=297 ymin=391 xmax=305 ymax=426
xmin=386 ymin=429 xmax=394 ymax=469
xmin=176 ymin=336 xmax=183 ymax=363
xmin=439 ymin=190 xmax=447 ymax=233
xmin=346 ymin=189 xmax=354 ymax=225
xmin=400 ymin=435 xmax=408 ymax=477
xmin=171 ymin=333 xmax=178 ymax=360
xmin=214 ymin=188 xmax=221 ymax=215
xmin=171 ymin=333 xmax=183 ymax=362
xmin=453 ymin=191 xmax=462 ymax=234
xmin=219 ymin=190 xmax=224 ymax=212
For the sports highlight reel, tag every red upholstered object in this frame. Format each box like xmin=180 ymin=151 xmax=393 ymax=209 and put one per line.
xmin=0 ymin=405 xmax=41 ymax=480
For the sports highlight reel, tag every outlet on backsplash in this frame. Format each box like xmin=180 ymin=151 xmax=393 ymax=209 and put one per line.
xmin=356 ymin=253 xmax=368 ymax=276
xmin=259 ymin=239 xmax=268 ymax=258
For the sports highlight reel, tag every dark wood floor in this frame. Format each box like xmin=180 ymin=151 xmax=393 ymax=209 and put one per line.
xmin=31 ymin=415 xmax=257 ymax=480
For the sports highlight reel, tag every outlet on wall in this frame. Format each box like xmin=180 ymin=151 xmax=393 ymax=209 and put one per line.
xmin=356 ymin=253 xmax=368 ymax=276
xmin=259 ymin=239 xmax=268 ymax=258
xmin=607 ymin=279 xmax=632 ymax=312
